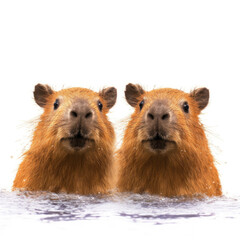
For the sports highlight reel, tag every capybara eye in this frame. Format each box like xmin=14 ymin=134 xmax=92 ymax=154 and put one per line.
xmin=183 ymin=101 xmax=189 ymax=113
xmin=139 ymin=100 xmax=144 ymax=110
xmin=98 ymin=100 xmax=103 ymax=111
xmin=53 ymin=99 xmax=60 ymax=110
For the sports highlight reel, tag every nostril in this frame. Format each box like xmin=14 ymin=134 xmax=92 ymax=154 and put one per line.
xmin=162 ymin=113 xmax=170 ymax=120
xmin=70 ymin=111 xmax=78 ymax=118
xmin=147 ymin=113 xmax=154 ymax=120
xmin=85 ymin=112 xmax=93 ymax=119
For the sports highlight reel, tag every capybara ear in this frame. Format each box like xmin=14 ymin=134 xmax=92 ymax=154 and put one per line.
xmin=190 ymin=87 xmax=209 ymax=110
xmin=99 ymin=87 xmax=117 ymax=109
xmin=125 ymin=83 xmax=145 ymax=107
xmin=34 ymin=84 xmax=54 ymax=107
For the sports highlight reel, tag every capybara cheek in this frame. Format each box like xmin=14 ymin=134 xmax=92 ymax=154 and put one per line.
xmin=136 ymin=126 xmax=147 ymax=142
xmin=56 ymin=127 xmax=70 ymax=141
xmin=92 ymin=129 xmax=101 ymax=141
xmin=172 ymin=131 xmax=181 ymax=145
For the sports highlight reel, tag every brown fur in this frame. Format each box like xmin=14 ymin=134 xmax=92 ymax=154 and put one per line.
xmin=13 ymin=84 xmax=117 ymax=194
xmin=117 ymin=84 xmax=222 ymax=197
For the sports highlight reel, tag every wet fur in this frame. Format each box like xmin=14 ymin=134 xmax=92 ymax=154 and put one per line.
xmin=13 ymin=86 xmax=116 ymax=194
xmin=117 ymin=86 xmax=222 ymax=197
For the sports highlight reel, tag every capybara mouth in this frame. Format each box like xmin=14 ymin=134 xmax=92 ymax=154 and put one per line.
xmin=143 ymin=135 xmax=175 ymax=150
xmin=62 ymin=133 xmax=94 ymax=149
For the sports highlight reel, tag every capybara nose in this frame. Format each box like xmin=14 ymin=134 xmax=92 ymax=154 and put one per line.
xmin=70 ymin=108 xmax=93 ymax=120
xmin=69 ymin=99 xmax=94 ymax=135
xmin=146 ymin=101 xmax=171 ymax=125
xmin=147 ymin=111 xmax=170 ymax=122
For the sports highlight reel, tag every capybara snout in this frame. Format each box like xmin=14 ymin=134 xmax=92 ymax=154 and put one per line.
xmin=68 ymin=99 xmax=94 ymax=135
xmin=146 ymin=100 xmax=171 ymax=126
xmin=60 ymin=98 xmax=97 ymax=151
xmin=141 ymin=99 xmax=177 ymax=152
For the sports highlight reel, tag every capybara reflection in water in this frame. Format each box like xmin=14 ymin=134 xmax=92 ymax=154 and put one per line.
xmin=13 ymin=84 xmax=117 ymax=194
xmin=117 ymin=84 xmax=222 ymax=197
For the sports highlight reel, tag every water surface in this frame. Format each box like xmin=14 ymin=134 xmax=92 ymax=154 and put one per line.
xmin=1 ymin=190 xmax=239 ymax=239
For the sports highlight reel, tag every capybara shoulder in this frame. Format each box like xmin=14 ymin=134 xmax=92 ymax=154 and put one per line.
xmin=13 ymin=84 xmax=117 ymax=194
xmin=117 ymin=83 xmax=222 ymax=197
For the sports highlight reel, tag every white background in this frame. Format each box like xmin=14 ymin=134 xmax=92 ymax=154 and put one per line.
xmin=0 ymin=0 xmax=240 ymax=196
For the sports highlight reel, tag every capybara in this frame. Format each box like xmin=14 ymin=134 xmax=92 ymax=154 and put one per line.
xmin=117 ymin=83 xmax=222 ymax=197
xmin=13 ymin=84 xmax=117 ymax=194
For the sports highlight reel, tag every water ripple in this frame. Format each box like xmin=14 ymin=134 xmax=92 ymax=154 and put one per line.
xmin=0 ymin=189 xmax=240 ymax=224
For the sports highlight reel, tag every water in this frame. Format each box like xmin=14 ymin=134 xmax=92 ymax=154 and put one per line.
xmin=1 ymin=190 xmax=240 ymax=240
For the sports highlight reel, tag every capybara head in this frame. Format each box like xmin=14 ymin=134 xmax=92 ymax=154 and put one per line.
xmin=125 ymin=83 xmax=209 ymax=154
xmin=34 ymin=84 xmax=117 ymax=153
